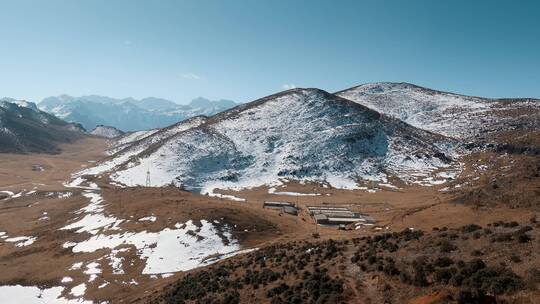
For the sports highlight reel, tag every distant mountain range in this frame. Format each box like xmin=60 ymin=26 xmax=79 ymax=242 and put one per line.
xmin=0 ymin=98 xmax=85 ymax=153
xmin=38 ymin=95 xmax=238 ymax=132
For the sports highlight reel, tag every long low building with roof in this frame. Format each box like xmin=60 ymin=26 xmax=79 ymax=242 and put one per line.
xmin=308 ymin=205 xmax=374 ymax=226
xmin=263 ymin=201 xmax=299 ymax=215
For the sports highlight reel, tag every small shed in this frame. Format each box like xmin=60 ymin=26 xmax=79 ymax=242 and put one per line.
xmin=32 ymin=164 xmax=44 ymax=171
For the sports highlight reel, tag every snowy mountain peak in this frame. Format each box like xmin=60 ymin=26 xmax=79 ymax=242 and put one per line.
xmin=340 ymin=82 xmax=422 ymax=94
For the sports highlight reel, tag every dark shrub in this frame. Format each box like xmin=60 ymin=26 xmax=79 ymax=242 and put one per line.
xmin=491 ymin=233 xmax=513 ymax=242
xmin=518 ymin=226 xmax=533 ymax=233
xmin=456 ymin=289 xmax=495 ymax=304
xmin=383 ymin=262 xmax=400 ymax=276
xmin=510 ymin=255 xmax=521 ymax=263
xmin=439 ymin=240 xmax=457 ymax=253
xmin=471 ymin=250 xmax=483 ymax=257
xmin=267 ymin=283 xmax=289 ymax=297
xmin=434 ymin=269 xmax=453 ymax=284
xmin=461 ymin=259 xmax=486 ymax=276
xmin=413 ymin=269 xmax=429 ymax=287
xmin=434 ymin=257 xmax=454 ymax=268
xmin=518 ymin=233 xmax=531 ymax=243
xmin=461 ymin=224 xmax=482 ymax=233
xmin=463 ymin=267 xmax=524 ymax=295
xmin=451 ymin=273 xmax=465 ymax=287
xmin=399 ymin=272 xmax=411 ymax=284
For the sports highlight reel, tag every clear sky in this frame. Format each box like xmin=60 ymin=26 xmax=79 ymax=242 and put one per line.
xmin=0 ymin=0 xmax=539 ymax=104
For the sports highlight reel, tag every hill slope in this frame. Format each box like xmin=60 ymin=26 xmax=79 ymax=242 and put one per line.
xmin=80 ymin=89 xmax=459 ymax=192
xmin=0 ymin=99 xmax=85 ymax=153
xmin=151 ymin=221 xmax=539 ymax=304
xmin=90 ymin=125 xmax=124 ymax=138
xmin=336 ymin=82 xmax=540 ymax=140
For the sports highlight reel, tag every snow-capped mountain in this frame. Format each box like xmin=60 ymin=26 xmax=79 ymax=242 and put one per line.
xmin=39 ymin=95 xmax=238 ymax=132
xmin=90 ymin=125 xmax=124 ymax=138
xmin=0 ymin=98 xmax=85 ymax=153
xmin=80 ymin=88 xmax=459 ymax=192
xmin=336 ymin=82 xmax=540 ymax=140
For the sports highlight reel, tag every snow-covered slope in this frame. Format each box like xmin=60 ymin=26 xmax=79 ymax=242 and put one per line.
xmin=0 ymin=99 xmax=85 ymax=153
xmin=90 ymin=125 xmax=124 ymax=138
xmin=81 ymin=89 xmax=458 ymax=191
xmin=113 ymin=129 xmax=160 ymax=148
xmin=39 ymin=95 xmax=237 ymax=132
xmin=107 ymin=129 xmax=160 ymax=155
xmin=336 ymin=82 xmax=540 ymax=140
xmin=80 ymin=116 xmax=207 ymax=177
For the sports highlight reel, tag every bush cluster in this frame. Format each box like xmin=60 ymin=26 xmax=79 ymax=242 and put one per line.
xmin=155 ymin=240 xmax=348 ymax=304
xmin=348 ymin=226 xmax=527 ymax=302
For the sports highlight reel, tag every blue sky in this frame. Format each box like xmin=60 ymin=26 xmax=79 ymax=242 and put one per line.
xmin=0 ymin=0 xmax=539 ymax=104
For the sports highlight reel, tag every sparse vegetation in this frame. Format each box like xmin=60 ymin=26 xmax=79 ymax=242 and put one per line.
xmin=151 ymin=222 xmax=536 ymax=303
xmin=154 ymin=240 xmax=349 ymax=304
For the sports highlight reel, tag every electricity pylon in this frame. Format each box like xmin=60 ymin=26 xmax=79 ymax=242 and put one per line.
xmin=145 ymin=169 xmax=151 ymax=187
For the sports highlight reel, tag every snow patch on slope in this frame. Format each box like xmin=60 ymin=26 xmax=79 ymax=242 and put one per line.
xmin=61 ymin=174 xmax=249 ymax=275
xmin=0 ymin=285 xmax=91 ymax=304
xmin=68 ymin=220 xmax=242 ymax=274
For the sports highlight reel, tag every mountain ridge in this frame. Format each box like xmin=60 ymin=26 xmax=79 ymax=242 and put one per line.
xmin=80 ymin=87 xmax=459 ymax=192
xmin=0 ymin=99 xmax=85 ymax=153
xmin=336 ymin=82 xmax=540 ymax=140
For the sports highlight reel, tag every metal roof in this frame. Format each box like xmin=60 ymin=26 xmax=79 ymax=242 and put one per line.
xmin=326 ymin=217 xmax=365 ymax=223
xmin=313 ymin=214 xmax=328 ymax=221
xmin=307 ymin=206 xmax=349 ymax=211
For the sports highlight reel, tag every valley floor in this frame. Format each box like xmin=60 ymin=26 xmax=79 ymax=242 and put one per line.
xmin=0 ymin=138 xmax=538 ymax=303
